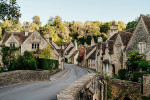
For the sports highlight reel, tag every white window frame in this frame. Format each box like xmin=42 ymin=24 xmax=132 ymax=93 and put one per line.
xmin=139 ymin=42 xmax=146 ymax=54
xmin=10 ymin=42 xmax=15 ymax=47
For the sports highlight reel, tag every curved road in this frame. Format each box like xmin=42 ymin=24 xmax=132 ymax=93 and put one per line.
xmin=0 ymin=63 xmax=93 ymax=100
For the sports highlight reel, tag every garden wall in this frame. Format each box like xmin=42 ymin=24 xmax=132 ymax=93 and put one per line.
xmin=0 ymin=70 xmax=50 ymax=87
xmin=108 ymin=78 xmax=142 ymax=100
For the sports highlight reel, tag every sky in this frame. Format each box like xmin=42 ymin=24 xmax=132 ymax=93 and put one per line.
xmin=18 ymin=0 xmax=150 ymax=26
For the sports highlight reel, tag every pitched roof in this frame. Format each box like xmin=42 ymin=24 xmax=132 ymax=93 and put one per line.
xmin=108 ymin=40 xmax=114 ymax=53
xmin=86 ymin=45 xmax=96 ymax=55
xmin=109 ymin=33 xmax=118 ymax=41
xmin=70 ymin=50 xmax=78 ymax=58
xmin=119 ymin=31 xmax=132 ymax=46
xmin=141 ymin=14 xmax=150 ymax=33
xmin=66 ymin=47 xmax=74 ymax=54
xmin=88 ymin=50 xmax=96 ymax=59
xmin=2 ymin=32 xmax=32 ymax=44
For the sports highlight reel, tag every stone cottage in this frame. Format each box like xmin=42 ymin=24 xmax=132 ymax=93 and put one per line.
xmin=98 ymin=14 xmax=150 ymax=77
xmin=0 ymin=22 xmax=61 ymax=64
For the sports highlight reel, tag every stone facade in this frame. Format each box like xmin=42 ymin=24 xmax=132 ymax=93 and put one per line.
xmin=0 ymin=70 xmax=50 ymax=87
xmin=143 ymin=75 xmax=150 ymax=97
xmin=108 ymin=78 xmax=142 ymax=100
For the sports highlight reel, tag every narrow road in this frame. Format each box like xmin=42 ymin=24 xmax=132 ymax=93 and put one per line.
xmin=0 ymin=63 xmax=93 ymax=100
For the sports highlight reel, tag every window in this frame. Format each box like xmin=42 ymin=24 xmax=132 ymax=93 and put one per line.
xmin=32 ymin=43 xmax=40 ymax=49
xmin=10 ymin=42 xmax=15 ymax=47
xmin=139 ymin=42 xmax=146 ymax=54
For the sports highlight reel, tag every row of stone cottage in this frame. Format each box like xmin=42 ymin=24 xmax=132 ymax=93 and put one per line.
xmin=64 ymin=14 xmax=150 ymax=77
xmin=0 ymin=14 xmax=150 ymax=76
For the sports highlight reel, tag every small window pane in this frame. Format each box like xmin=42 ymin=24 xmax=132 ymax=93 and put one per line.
xmin=32 ymin=44 xmax=34 ymax=49
xmin=37 ymin=44 xmax=39 ymax=49
xmin=35 ymin=44 xmax=36 ymax=49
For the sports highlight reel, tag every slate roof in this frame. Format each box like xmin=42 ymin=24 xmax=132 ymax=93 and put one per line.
xmin=70 ymin=50 xmax=78 ymax=58
xmin=109 ymin=33 xmax=118 ymax=41
xmin=2 ymin=32 xmax=32 ymax=44
xmin=66 ymin=47 xmax=74 ymax=54
xmin=120 ymin=31 xmax=132 ymax=46
xmin=88 ymin=50 xmax=96 ymax=59
xmin=86 ymin=45 xmax=96 ymax=55
xmin=141 ymin=14 xmax=150 ymax=33
xmin=108 ymin=40 xmax=114 ymax=53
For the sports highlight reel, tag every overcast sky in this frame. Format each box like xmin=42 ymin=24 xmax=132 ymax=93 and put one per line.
xmin=18 ymin=0 xmax=150 ymax=26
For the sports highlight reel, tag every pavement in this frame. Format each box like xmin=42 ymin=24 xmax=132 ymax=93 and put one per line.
xmin=0 ymin=63 xmax=94 ymax=100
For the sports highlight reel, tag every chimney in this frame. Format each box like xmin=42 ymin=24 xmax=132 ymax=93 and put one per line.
xmin=74 ymin=40 xmax=77 ymax=50
xmin=108 ymin=21 xmax=118 ymax=39
xmin=98 ymin=37 xmax=103 ymax=43
xmin=45 ymin=30 xmax=52 ymax=43
xmin=91 ymin=38 xmax=95 ymax=47
xmin=25 ymin=22 xmax=29 ymax=36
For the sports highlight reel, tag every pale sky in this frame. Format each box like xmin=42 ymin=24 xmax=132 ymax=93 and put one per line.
xmin=18 ymin=0 xmax=150 ymax=26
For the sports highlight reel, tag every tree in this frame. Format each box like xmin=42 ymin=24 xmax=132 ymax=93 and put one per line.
xmin=100 ymin=23 xmax=110 ymax=33
xmin=0 ymin=0 xmax=21 ymax=21
xmin=127 ymin=52 xmax=145 ymax=72
xmin=32 ymin=16 xmax=41 ymax=26
xmin=126 ymin=21 xmax=137 ymax=30
xmin=6 ymin=20 xmax=21 ymax=32
xmin=40 ymin=45 xmax=52 ymax=59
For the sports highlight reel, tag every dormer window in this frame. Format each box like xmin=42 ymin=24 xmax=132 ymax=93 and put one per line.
xmin=10 ymin=42 xmax=15 ymax=47
xmin=139 ymin=42 xmax=146 ymax=54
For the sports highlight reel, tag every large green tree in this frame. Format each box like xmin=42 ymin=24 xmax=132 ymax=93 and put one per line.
xmin=0 ymin=0 xmax=21 ymax=20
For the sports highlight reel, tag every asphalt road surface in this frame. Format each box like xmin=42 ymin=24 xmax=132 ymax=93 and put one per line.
xmin=0 ymin=63 xmax=93 ymax=100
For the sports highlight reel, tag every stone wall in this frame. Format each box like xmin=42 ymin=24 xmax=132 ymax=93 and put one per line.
xmin=143 ymin=75 xmax=150 ymax=97
xmin=0 ymin=70 xmax=50 ymax=87
xmin=108 ymin=78 xmax=142 ymax=100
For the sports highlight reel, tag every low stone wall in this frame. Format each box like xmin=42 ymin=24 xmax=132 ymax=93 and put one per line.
xmin=0 ymin=70 xmax=50 ymax=87
xmin=57 ymin=73 xmax=98 ymax=100
xmin=108 ymin=78 xmax=142 ymax=100
xmin=143 ymin=75 xmax=150 ymax=97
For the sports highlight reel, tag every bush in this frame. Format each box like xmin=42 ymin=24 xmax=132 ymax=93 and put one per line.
xmin=118 ymin=69 xmax=128 ymax=80
xmin=132 ymin=71 xmax=143 ymax=82
xmin=14 ymin=54 xmax=37 ymax=70
xmin=112 ymin=74 xmax=120 ymax=79
xmin=37 ymin=58 xmax=59 ymax=70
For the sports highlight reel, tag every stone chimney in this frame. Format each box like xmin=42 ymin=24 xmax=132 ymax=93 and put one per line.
xmin=98 ymin=37 xmax=103 ymax=43
xmin=45 ymin=30 xmax=52 ymax=43
xmin=108 ymin=21 xmax=118 ymax=39
xmin=25 ymin=22 xmax=29 ymax=36
xmin=74 ymin=40 xmax=77 ymax=50
xmin=91 ymin=38 xmax=95 ymax=47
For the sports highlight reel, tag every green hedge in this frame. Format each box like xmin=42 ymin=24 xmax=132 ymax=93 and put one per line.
xmin=37 ymin=58 xmax=59 ymax=70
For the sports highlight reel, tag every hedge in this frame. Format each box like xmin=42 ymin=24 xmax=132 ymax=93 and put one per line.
xmin=37 ymin=58 xmax=59 ymax=70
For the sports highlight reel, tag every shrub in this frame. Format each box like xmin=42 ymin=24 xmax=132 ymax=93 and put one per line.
xmin=118 ymin=69 xmax=128 ymax=80
xmin=132 ymin=71 xmax=143 ymax=82
xmin=112 ymin=74 xmax=120 ymax=79
xmin=37 ymin=58 xmax=59 ymax=70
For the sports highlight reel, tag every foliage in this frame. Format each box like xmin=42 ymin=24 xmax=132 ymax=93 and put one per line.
xmin=126 ymin=21 xmax=137 ymax=30
xmin=118 ymin=69 xmax=128 ymax=80
xmin=127 ymin=52 xmax=145 ymax=72
xmin=107 ymin=84 xmax=112 ymax=98
xmin=40 ymin=45 xmax=52 ymax=59
xmin=0 ymin=0 xmax=21 ymax=21
xmin=136 ymin=60 xmax=150 ymax=72
xmin=112 ymin=74 xmax=120 ymax=79
xmin=1 ymin=46 xmax=19 ymax=66
xmin=37 ymin=58 xmax=59 ymax=70
xmin=132 ymin=71 xmax=143 ymax=82
xmin=32 ymin=16 xmax=41 ymax=26
xmin=14 ymin=51 xmax=37 ymax=70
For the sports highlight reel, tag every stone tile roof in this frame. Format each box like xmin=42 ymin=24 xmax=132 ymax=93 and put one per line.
xmin=66 ymin=47 xmax=74 ymax=54
xmin=120 ymin=31 xmax=132 ymax=46
xmin=141 ymin=14 xmax=150 ymax=33
xmin=2 ymin=32 xmax=32 ymax=44
xmin=108 ymin=40 xmax=114 ymax=54
xmin=88 ymin=50 xmax=96 ymax=59
xmin=102 ymin=43 xmax=106 ymax=55
xmin=86 ymin=45 xmax=96 ymax=55
xmin=109 ymin=33 xmax=118 ymax=41
xmin=69 ymin=50 xmax=78 ymax=58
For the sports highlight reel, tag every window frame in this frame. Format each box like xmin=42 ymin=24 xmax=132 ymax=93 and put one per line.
xmin=139 ymin=42 xmax=146 ymax=54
